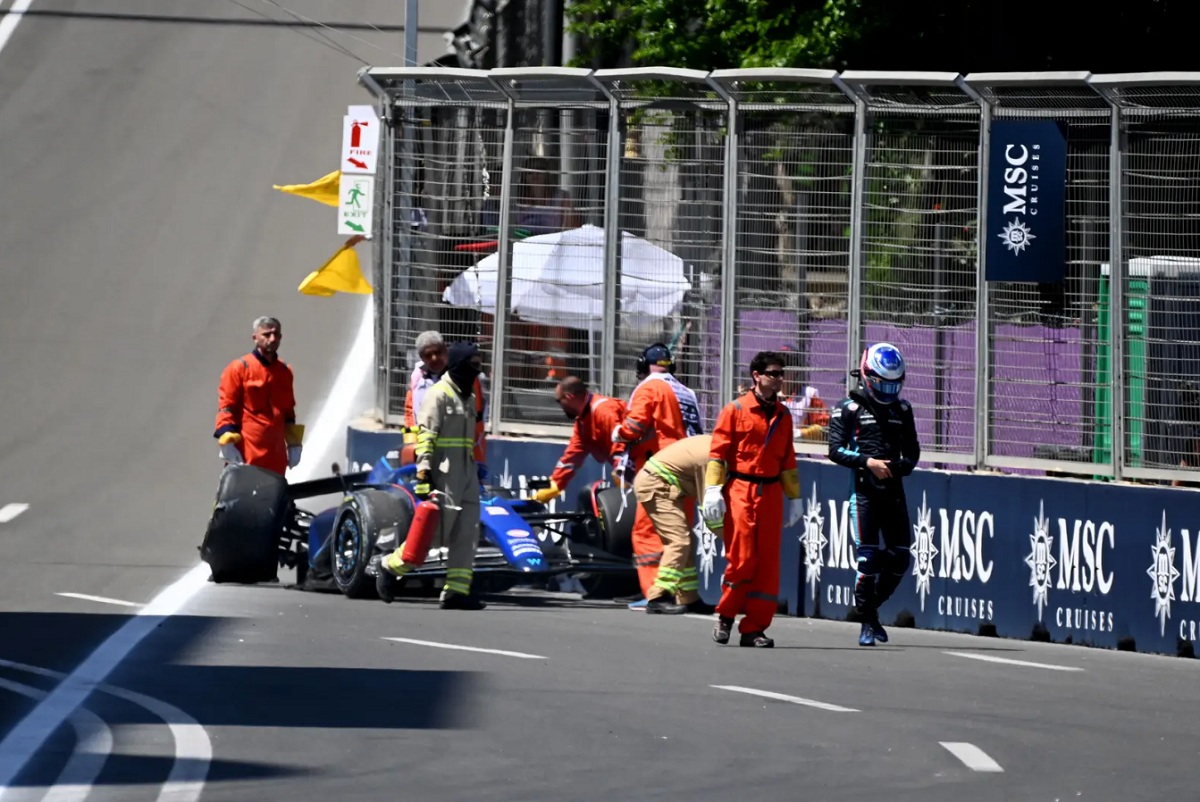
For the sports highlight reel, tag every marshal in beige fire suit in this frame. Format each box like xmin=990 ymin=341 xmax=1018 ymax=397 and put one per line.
xmin=633 ymin=434 xmax=712 ymax=606
xmin=415 ymin=375 xmax=481 ymax=599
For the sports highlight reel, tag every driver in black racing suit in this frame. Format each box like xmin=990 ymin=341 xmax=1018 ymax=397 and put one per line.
xmin=827 ymin=342 xmax=920 ymax=647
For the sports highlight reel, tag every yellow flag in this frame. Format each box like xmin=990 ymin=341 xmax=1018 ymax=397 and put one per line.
xmin=273 ymin=170 xmax=341 ymax=207
xmin=298 ymin=244 xmax=373 ymax=296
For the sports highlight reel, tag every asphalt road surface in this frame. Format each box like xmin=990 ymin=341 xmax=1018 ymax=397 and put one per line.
xmin=2 ymin=2 xmax=1199 ymax=801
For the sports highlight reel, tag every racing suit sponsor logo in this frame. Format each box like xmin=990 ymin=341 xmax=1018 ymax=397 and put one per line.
xmin=911 ymin=495 xmax=995 ymax=620
xmin=800 ymin=483 xmax=827 ymax=601
xmin=1028 ymin=500 xmax=1116 ymax=634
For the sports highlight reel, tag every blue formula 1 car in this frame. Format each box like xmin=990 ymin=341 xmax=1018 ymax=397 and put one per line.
xmin=199 ymin=454 xmax=638 ymax=601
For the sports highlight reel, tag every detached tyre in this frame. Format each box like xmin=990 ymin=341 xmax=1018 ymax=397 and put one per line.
xmin=593 ymin=485 xmax=635 ymax=559
xmin=332 ymin=488 xmax=412 ymax=599
xmin=201 ymin=464 xmax=290 ymax=583
xmin=579 ymin=485 xmax=639 ymax=599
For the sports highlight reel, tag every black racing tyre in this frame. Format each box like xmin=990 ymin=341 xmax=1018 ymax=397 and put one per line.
xmin=332 ymin=488 xmax=413 ymax=599
xmin=593 ymin=485 xmax=635 ymax=560
xmin=578 ymin=485 xmax=639 ymax=599
xmin=201 ymin=464 xmax=290 ymax=584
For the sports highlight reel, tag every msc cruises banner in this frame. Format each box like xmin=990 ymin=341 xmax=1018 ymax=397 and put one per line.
xmin=985 ymin=119 xmax=1067 ymax=283
xmin=349 ymin=430 xmax=1200 ymax=657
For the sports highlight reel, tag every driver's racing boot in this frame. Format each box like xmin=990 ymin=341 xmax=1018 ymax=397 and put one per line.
xmin=858 ymin=622 xmax=876 ymax=647
xmin=713 ymin=615 xmax=734 ymax=644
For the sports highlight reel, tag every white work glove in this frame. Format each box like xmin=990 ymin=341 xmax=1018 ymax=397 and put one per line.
xmin=785 ymin=497 xmax=803 ymax=529
xmin=701 ymin=485 xmax=726 ymax=529
xmin=611 ymin=424 xmax=623 ymax=443
xmin=288 ymin=445 xmax=303 ymax=468
xmin=218 ymin=433 xmax=244 ymax=465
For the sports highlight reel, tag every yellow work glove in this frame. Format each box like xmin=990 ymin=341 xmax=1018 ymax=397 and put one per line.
xmin=217 ymin=432 xmax=243 ymax=464
xmin=532 ymin=481 xmax=561 ymax=504
xmin=285 ymin=424 xmax=304 ymax=468
xmin=800 ymin=424 xmax=826 ymax=442
xmin=414 ymin=469 xmax=431 ymax=500
xmin=284 ymin=423 xmax=305 ymax=446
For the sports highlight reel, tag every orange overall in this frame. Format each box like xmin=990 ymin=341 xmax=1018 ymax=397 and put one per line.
xmin=707 ymin=392 xmax=800 ymax=635
xmin=616 ymin=377 xmax=694 ymax=596
xmin=214 ymin=350 xmax=296 ymax=476
xmin=550 ymin=394 xmax=627 ymax=491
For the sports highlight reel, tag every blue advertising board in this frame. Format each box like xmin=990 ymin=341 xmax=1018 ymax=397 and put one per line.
xmin=985 ymin=119 xmax=1067 ymax=283
xmin=349 ymin=426 xmax=1199 ymax=656
xmin=798 ymin=460 xmax=1200 ymax=656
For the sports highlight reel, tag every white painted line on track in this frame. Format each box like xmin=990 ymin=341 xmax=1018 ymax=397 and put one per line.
xmin=0 ymin=659 xmax=212 ymax=802
xmin=0 ymin=299 xmax=372 ymax=799
xmin=944 ymin=651 xmax=1083 ymax=672
xmin=0 ymin=677 xmax=111 ymax=802
xmin=940 ymin=742 xmax=1004 ymax=773
xmin=0 ymin=504 xmax=29 ymax=524
xmin=383 ymin=637 xmax=546 ymax=660
xmin=56 ymin=593 xmax=142 ymax=608
xmin=0 ymin=0 xmax=36 ymax=56
xmin=711 ymin=685 xmax=860 ymax=713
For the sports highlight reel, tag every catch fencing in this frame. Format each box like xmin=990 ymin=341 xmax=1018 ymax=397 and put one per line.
xmin=358 ymin=67 xmax=1200 ymax=483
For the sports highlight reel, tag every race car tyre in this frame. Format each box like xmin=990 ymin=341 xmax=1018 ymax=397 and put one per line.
xmin=332 ymin=488 xmax=413 ymax=599
xmin=201 ymin=464 xmax=290 ymax=584
xmin=579 ymin=485 xmax=639 ymax=599
xmin=593 ymin=485 xmax=635 ymax=559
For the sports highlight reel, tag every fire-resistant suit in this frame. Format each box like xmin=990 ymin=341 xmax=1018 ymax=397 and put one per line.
xmin=547 ymin=393 xmax=627 ymax=494
xmin=826 ymin=388 xmax=920 ymax=625
xmin=614 ymin=372 xmax=704 ymax=596
xmin=214 ymin=350 xmax=301 ymax=476
xmin=387 ymin=343 xmax=485 ymax=606
xmin=634 ymin=434 xmax=710 ymax=607
xmin=404 ymin=365 xmax=487 ymax=465
xmin=706 ymin=392 xmax=800 ymax=637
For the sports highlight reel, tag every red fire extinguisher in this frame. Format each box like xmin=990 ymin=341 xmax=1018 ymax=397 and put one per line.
xmin=401 ymin=494 xmax=441 ymax=567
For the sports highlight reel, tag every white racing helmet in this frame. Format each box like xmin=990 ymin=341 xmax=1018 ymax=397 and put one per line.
xmin=860 ymin=342 xmax=905 ymax=405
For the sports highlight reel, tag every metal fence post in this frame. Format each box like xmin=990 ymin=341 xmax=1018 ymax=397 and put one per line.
xmin=358 ymin=68 xmax=393 ymax=421
xmin=488 ymin=91 xmax=517 ymax=435
xmin=834 ymin=76 xmax=866 ymax=393
xmin=595 ymin=77 xmax=621 ymax=399
xmin=1096 ymin=85 xmax=1126 ymax=482
xmin=959 ymin=77 xmax=991 ymax=470
xmin=709 ymin=79 xmax=738 ymax=404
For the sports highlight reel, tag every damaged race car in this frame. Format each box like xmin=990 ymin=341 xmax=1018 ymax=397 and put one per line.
xmin=199 ymin=452 xmax=638 ymax=600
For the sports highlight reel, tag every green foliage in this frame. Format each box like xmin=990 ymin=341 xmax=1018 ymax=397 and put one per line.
xmin=567 ymin=0 xmax=863 ymax=70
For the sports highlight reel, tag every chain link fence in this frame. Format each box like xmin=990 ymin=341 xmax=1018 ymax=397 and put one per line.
xmin=361 ymin=66 xmax=1200 ymax=484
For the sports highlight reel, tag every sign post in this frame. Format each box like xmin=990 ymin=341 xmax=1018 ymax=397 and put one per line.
xmin=338 ymin=104 xmax=380 ymax=236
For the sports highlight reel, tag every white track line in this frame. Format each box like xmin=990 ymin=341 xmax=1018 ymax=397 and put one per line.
xmin=0 ymin=677 xmax=111 ymax=802
xmin=0 ymin=659 xmax=212 ymax=802
xmin=940 ymin=742 xmax=1004 ymax=773
xmin=944 ymin=651 xmax=1083 ymax=672
xmin=56 ymin=593 xmax=141 ymax=608
xmin=0 ymin=0 xmax=35 ymax=56
xmin=0 ymin=504 xmax=29 ymax=524
xmin=0 ymin=299 xmax=373 ymax=798
xmin=383 ymin=637 xmax=546 ymax=660
xmin=712 ymin=685 xmax=860 ymax=713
